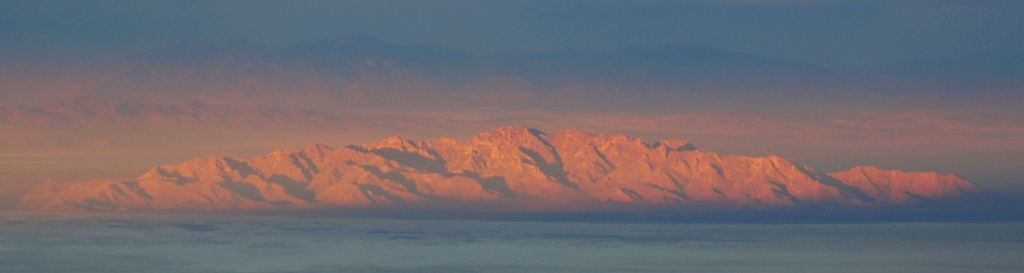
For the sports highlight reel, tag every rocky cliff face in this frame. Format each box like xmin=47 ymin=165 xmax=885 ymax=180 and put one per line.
xmin=17 ymin=127 xmax=982 ymax=211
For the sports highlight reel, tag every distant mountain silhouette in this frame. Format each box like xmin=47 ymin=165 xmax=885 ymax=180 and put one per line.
xmin=18 ymin=127 xmax=981 ymax=211
xmin=0 ymin=35 xmax=866 ymax=111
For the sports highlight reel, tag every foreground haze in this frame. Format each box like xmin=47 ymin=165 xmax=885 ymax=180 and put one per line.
xmin=18 ymin=127 xmax=980 ymax=212
xmin=2 ymin=214 xmax=1021 ymax=273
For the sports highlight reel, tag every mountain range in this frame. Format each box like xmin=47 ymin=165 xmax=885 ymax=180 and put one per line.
xmin=18 ymin=127 xmax=980 ymax=212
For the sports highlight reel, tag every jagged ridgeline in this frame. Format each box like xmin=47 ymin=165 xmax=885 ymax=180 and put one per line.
xmin=18 ymin=127 xmax=981 ymax=211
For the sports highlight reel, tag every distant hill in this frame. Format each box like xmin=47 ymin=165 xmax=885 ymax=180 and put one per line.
xmin=0 ymin=35 xmax=865 ymax=111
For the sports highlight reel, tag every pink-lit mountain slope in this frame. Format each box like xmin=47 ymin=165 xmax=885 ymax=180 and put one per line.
xmin=17 ymin=127 xmax=981 ymax=211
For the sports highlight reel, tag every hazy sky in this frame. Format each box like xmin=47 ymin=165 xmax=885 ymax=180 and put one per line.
xmin=2 ymin=0 xmax=1023 ymax=69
